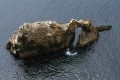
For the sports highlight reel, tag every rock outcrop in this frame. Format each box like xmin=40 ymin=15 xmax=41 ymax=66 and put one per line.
xmin=6 ymin=19 xmax=112 ymax=58
xmin=76 ymin=20 xmax=112 ymax=48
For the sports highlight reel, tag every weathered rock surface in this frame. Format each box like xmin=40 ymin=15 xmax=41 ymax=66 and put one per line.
xmin=76 ymin=20 xmax=112 ymax=48
xmin=6 ymin=19 xmax=112 ymax=58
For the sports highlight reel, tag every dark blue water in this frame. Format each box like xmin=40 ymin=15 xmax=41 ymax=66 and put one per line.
xmin=0 ymin=0 xmax=120 ymax=80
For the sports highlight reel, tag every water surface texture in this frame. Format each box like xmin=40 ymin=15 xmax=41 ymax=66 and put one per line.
xmin=0 ymin=0 xmax=120 ymax=80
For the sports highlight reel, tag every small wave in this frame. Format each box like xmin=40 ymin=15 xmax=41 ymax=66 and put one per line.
xmin=65 ymin=48 xmax=77 ymax=56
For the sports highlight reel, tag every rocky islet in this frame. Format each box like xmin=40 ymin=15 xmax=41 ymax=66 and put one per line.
xmin=6 ymin=19 xmax=112 ymax=58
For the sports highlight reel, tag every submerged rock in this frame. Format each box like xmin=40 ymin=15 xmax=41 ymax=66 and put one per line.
xmin=6 ymin=19 xmax=112 ymax=58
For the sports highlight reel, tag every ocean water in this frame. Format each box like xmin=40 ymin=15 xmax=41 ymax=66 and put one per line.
xmin=0 ymin=0 xmax=120 ymax=80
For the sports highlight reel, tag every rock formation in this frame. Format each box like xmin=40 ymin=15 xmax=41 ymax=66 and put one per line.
xmin=6 ymin=19 xmax=112 ymax=58
xmin=76 ymin=20 xmax=112 ymax=48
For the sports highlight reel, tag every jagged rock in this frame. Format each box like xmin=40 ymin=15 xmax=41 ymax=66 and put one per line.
xmin=7 ymin=20 xmax=79 ymax=58
xmin=76 ymin=20 xmax=112 ymax=48
xmin=6 ymin=19 xmax=112 ymax=58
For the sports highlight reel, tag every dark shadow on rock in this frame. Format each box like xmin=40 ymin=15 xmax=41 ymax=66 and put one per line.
xmin=22 ymin=40 xmax=97 ymax=65
xmin=10 ymin=40 xmax=97 ymax=80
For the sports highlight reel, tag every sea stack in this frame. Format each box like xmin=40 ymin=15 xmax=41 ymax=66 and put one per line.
xmin=6 ymin=19 xmax=112 ymax=58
